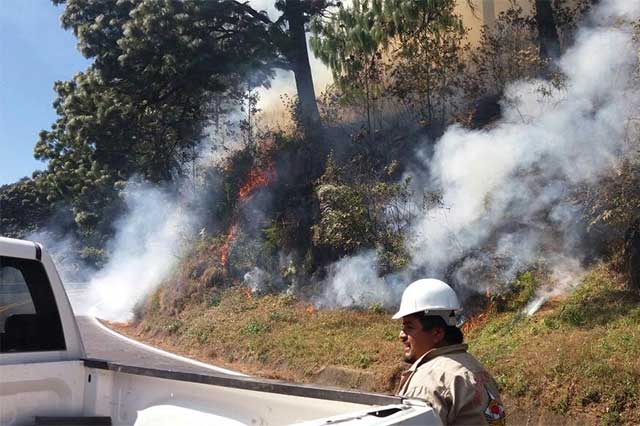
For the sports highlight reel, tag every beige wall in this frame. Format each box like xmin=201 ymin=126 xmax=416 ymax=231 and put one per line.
xmin=456 ymin=0 xmax=580 ymax=45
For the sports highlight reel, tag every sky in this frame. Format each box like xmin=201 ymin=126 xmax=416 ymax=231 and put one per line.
xmin=0 ymin=1 xmax=91 ymax=185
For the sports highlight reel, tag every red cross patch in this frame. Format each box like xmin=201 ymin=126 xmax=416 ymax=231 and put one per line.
xmin=484 ymin=387 xmax=506 ymax=425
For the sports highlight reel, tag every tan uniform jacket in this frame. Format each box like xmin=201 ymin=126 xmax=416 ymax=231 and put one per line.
xmin=396 ymin=344 xmax=506 ymax=426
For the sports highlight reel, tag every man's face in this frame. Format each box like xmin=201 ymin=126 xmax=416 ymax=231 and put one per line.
xmin=399 ymin=314 xmax=444 ymax=363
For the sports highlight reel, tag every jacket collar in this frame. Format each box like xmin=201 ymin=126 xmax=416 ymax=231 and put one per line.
xmin=409 ymin=343 xmax=469 ymax=371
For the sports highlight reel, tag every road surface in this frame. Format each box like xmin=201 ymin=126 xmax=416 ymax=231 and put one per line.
xmin=75 ymin=316 xmax=243 ymax=377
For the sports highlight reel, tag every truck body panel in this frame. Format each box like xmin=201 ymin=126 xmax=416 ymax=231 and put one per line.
xmin=0 ymin=360 xmax=86 ymax=425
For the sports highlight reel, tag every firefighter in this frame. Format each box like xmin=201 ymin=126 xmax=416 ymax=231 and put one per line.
xmin=394 ymin=279 xmax=506 ymax=426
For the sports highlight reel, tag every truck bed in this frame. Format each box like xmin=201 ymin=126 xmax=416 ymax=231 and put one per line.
xmin=2 ymin=357 xmax=437 ymax=425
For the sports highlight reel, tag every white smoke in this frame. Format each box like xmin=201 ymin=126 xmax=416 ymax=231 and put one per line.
xmin=243 ymin=266 xmax=270 ymax=294
xmin=595 ymin=0 xmax=640 ymax=22
xmin=27 ymin=230 xmax=96 ymax=284
xmin=411 ymin=24 xmax=637 ymax=270
xmin=319 ymin=251 xmax=405 ymax=309
xmin=525 ymin=256 xmax=584 ymax=316
xmin=84 ymin=181 xmax=196 ymax=321
xmin=325 ymin=0 xmax=640 ymax=307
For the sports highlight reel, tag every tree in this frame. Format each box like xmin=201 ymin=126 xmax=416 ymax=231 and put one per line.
xmin=56 ymin=0 xmax=333 ymax=131
xmin=534 ymin=0 xmax=561 ymax=61
xmin=234 ymin=0 xmax=342 ymax=132
xmin=41 ymin=0 xmax=279 ymax=186
xmin=275 ymin=0 xmax=326 ymax=130
xmin=35 ymin=0 xmax=281 ymax=242
xmin=48 ymin=0 xmax=276 ymax=178
xmin=462 ymin=5 xmax=543 ymax=100
xmin=47 ymin=0 xmax=343 ymax=184
xmin=384 ymin=0 xmax=465 ymax=129
xmin=310 ymin=0 xmax=387 ymax=135
xmin=0 ymin=175 xmax=51 ymax=238
xmin=310 ymin=0 xmax=463 ymax=132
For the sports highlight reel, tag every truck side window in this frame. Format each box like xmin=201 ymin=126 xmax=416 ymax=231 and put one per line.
xmin=0 ymin=256 xmax=66 ymax=352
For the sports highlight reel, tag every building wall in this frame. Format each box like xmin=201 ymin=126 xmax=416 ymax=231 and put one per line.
xmin=456 ymin=0 xmax=578 ymax=45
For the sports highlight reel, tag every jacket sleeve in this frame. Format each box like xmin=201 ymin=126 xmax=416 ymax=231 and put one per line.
xmin=399 ymin=379 xmax=450 ymax=425
xmin=446 ymin=372 xmax=487 ymax=424
xmin=426 ymin=387 xmax=451 ymax=425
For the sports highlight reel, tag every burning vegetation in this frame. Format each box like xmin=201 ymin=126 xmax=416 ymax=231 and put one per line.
xmin=6 ymin=0 xmax=640 ymax=423
xmin=219 ymin=160 xmax=278 ymax=267
xmin=238 ymin=162 xmax=277 ymax=199
xmin=219 ymin=224 xmax=237 ymax=267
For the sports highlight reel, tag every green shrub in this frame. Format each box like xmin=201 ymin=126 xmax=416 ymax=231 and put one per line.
xmin=312 ymin=182 xmax=374 ymax=253
xmin=242 ymin=318 xmax=270 ymax=336
xmin=166 ymin=320 xmax=183 ymax=334
xmin=311 ymin=154 xmax=413 ymax=271
xmin=207 ymin=291 xmax=222 ymax=307
xmin=493 ymin=271 xmax=539 ymax=312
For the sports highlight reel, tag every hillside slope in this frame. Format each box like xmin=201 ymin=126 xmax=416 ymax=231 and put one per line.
xmin=113 ymin=264 xmax=639 ymax=425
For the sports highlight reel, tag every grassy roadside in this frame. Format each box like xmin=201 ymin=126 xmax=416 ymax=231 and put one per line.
xmin=112 ymin=264 xmax=640 ymax=425
xmin=467 ymin=265 xmax=640 ymax=425
xmin=114 ymin=288 xmax=405 ymax=392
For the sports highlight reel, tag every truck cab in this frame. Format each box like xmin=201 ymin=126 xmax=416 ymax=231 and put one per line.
xmin=0 ymin=237 xmax=84 ymax=362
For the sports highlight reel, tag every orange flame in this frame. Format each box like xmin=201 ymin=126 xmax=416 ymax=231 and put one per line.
xmin=306 ymin=304 xmax=315 ymax=315
xmin=244 ymin=287 xmax=253 ymax=299
xmin=462 ymin=313 xmax=485 ymax=333
xmin=219 ymin=159 xmax=277 ymax=266
xmin=238 ymin=162 xmax=276 ymax=199
xmin=220 ymin=224 xmax=237 ymax=266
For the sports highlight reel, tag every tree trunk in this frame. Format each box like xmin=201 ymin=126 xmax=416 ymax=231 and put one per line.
xmin=535 ymin=0 xmax=561 ymax=61
xmin=283 ymin=0 xmax=322 ymax=132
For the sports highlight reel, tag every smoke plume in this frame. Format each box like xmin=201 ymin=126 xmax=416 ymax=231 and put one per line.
xmin=319 ymin=251 xmax=405 ymax=309
xmin=325 ymin=0 xmax=640 ymax=308
xmin=83 ymin=181 xmax=196 ymax=321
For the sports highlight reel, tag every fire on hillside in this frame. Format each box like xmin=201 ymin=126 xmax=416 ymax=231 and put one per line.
xmin=219 ymin=162 xmax=278 ymax=266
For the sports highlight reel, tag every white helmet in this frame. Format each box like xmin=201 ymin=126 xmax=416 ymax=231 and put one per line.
xmin=392 ymin=278 xmax=462 ymax=326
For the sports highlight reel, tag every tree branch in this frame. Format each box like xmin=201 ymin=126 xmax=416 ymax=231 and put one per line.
xmin=232 ymin=1 xmax=274 ymax=25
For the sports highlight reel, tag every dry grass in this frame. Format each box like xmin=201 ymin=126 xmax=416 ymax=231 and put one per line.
xmin=114 ymin=264 xmax=640 ymax=424
xmin=119 ymin=287 xmax=405 ymax=393
xmin=467 ymin=265 xmax=640 ymax=425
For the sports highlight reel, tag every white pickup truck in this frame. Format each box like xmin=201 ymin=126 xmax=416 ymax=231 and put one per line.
xmin=0 ymin=236 xmax=440 ymax=426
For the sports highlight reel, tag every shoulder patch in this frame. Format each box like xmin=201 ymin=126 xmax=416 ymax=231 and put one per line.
xmin=484 ymin=386 xmax=506 ymax=426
